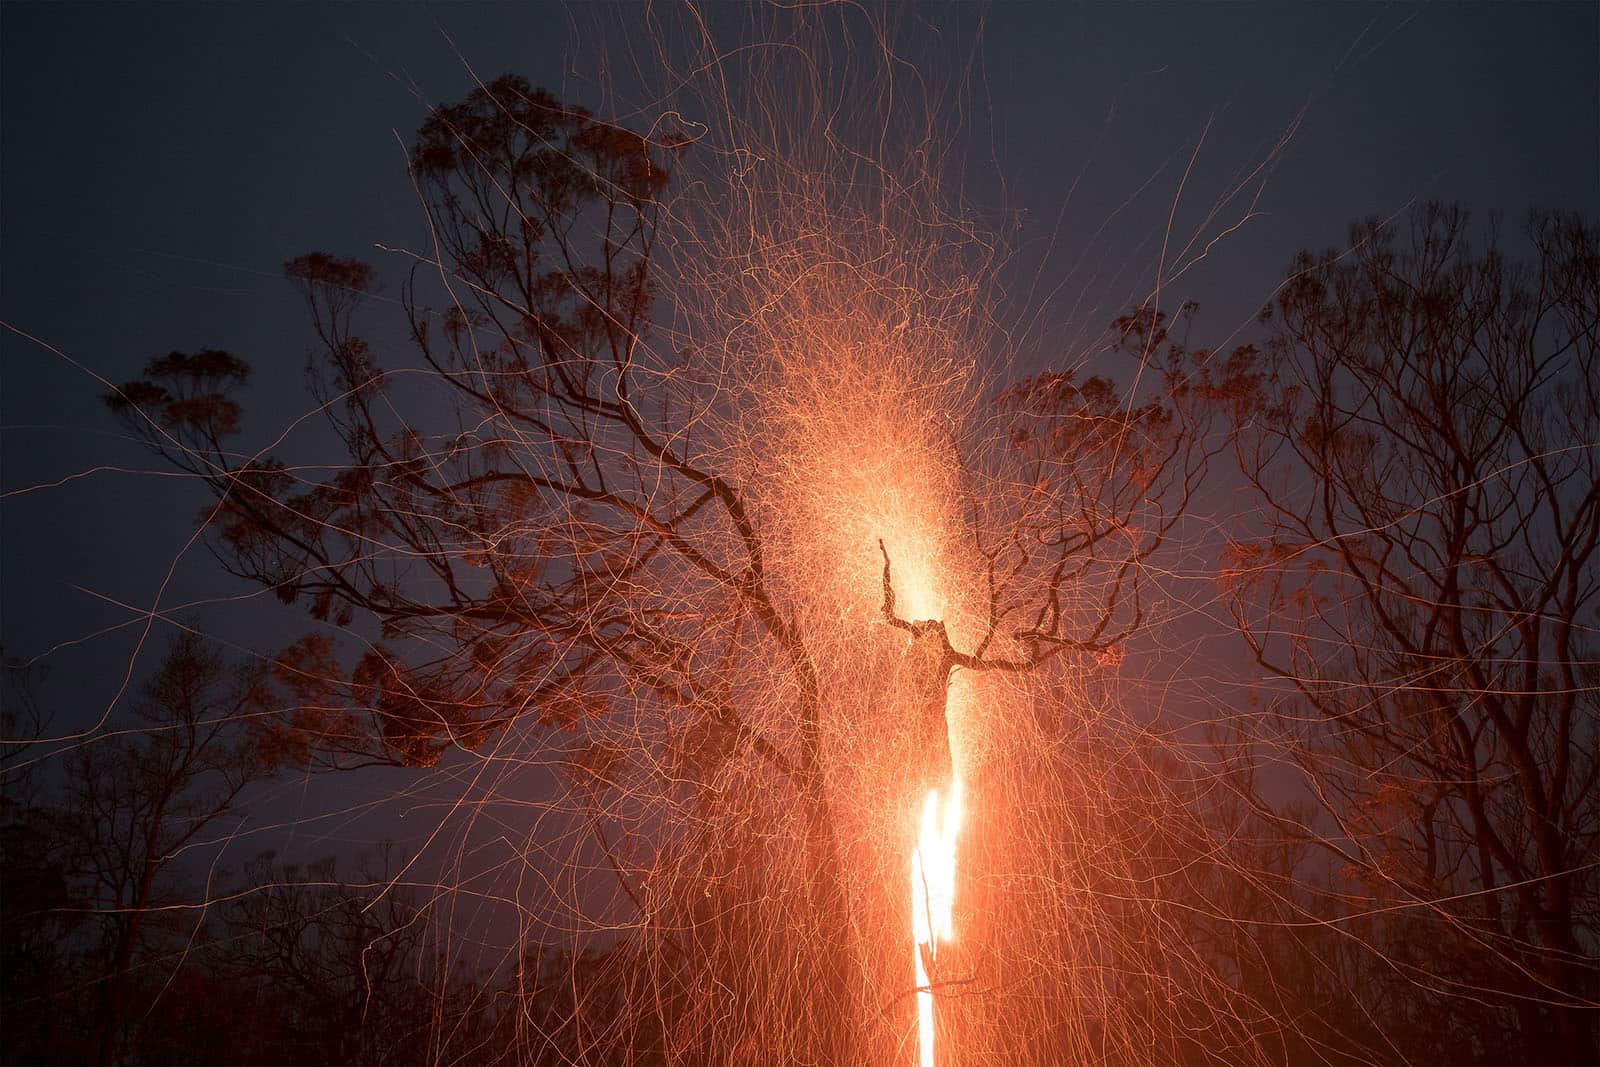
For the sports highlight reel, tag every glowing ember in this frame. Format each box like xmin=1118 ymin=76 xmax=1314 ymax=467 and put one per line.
xmin=912 ymin=778 xmax=962 ymax=1067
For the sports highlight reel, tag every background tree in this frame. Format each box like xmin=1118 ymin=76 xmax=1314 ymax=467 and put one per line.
xmin=1223 ymin=203 xmax=1600 ymax=1063
xmin=68 ymin=632 xmax=267 ymax=1066
xmin=211 ymin=850 xmax=501 ymax=1067
xmin=1 ymin=660 xmax=85 ymax=1064
xmin=0 ymin=635 xmax=267 ymax=1065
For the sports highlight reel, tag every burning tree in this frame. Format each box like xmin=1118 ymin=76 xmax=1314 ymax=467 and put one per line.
xmin=107 ymin=68 xmax=1260 ymax=1063
xmin=1223 ymin=203 xmax=1600 ymax=1063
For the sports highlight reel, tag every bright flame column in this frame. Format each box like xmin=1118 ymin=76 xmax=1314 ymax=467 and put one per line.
xmin=912 ymin=779 xmax=962 ymax=1067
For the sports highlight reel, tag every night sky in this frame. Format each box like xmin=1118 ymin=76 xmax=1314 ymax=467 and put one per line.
xmin=3 ymin=1 xmax=1597 ymax=852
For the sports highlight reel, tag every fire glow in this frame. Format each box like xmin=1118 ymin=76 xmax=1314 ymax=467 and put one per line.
xmin=912 ymin=778 xmax=962 ymax=1067
xmin=733 ymin=193 xmax=981 ymax=1058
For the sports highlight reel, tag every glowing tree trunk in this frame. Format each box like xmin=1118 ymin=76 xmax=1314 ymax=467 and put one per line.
xmin=881 ymin=553 xmax=967 ymax=1065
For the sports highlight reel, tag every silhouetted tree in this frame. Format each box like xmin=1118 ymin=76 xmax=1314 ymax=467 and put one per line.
xmin=67 ymin=633 xmax=265 ymax=1065
xmin=1224 ymin=203 xmax=1600 ymax=1064
xmin=1 ymin=660 xmax=87 ymax=1064
xmin=0 ymin=636 xmax=268 ymax=1065
xmin=210 ymin=849 xmax=500 ymax=1066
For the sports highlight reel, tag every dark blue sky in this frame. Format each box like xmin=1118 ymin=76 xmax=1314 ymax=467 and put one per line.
xmin=2 ymin=3 xmax=1596 ymax=856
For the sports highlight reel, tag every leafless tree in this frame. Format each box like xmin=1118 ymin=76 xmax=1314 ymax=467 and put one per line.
xmin=61 ymin=632 xmax=266 ymax=1065
xmin=1224 ymin=203 xmax=1600 ymax=1063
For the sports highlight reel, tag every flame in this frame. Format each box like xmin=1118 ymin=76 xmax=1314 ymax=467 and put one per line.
xmin=912 ymin=778 xmax=962 ymax=1067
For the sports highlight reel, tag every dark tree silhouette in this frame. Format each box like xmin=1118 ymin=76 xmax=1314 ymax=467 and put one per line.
xmin=1 ymin=661 xmax=86 ymax=1064
xmin=215 ymin=851 xmax=486 ymax=1066
xmin=1223 ymin=203 xmax=1600 ymax=1064
xmin=68 ymin=632 xmax=266 ymax=1066
xmin=0 ymin=636 xmax=266 ymax=1066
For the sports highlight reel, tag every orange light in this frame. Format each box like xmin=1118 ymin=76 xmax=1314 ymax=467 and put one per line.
xmin=912 ymin=778 xmax=962 ymax=1067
